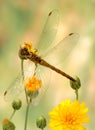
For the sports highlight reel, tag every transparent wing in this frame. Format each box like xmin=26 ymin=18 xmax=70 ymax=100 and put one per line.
xmin=4 ymin=60 xmax=36 ymax=101
xmin=4 ymin=73 xmax=24 ymax=101
xmin=36 ymin=9 xmax=59 ymax=55
xmin=43 ymin=33 xmax=79 ymax=67
xmin=24 ymin=60 xmax=36 ymax=80
xmin=31 ymin=64 xmax=51 ymax=106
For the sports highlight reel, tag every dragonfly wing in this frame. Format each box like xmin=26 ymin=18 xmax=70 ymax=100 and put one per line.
xmin=31 ymin=64 xmax=51 ymax=106
xmin=24 ymin=60 xmax=36 ymax=80
xmin=36 ymin=10 xmax=59 ymax=55
xmin=4 ymin=73 xmax=24 ymax=101
xmin=43 ymin=33 xmax=79 ymax=66
xmin=4 ymin=60 xmax=36 ymax=101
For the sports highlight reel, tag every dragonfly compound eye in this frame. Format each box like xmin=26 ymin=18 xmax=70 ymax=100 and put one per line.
xmin=19 ymin=47 xmax=30 ymax=60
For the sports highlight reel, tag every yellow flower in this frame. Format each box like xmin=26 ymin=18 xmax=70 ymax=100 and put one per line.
xmin=24 ymin=75 xmax=42 ymax=92
xmin=23 ymin=42 xmax=38 ymax=54
xmin=23 ymin=42 xmax=32 ymax=52
xmin=49 ymin=100 xmax=90 ymax=130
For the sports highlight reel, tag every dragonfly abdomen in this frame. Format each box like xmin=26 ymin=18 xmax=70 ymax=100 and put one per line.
xmin=37 ymin=58 xmax=76 ymax=82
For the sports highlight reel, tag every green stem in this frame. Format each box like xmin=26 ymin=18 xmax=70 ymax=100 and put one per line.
xmin=21 ymin=59 xmax=28 ymax=104
xmin=75 ymin=89 xmax=78 ymax=100
xmin=9 ymin=110 xmax=16 ymax=120
xmin=21 ymin=59 xmax=31 ymax=130
xmin=24 ymin=101 xmax=30 ymax=130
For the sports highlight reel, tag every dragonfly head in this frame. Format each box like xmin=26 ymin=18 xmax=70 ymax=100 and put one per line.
xmin=19 ymin=42 xmax=38 ymax=60
xmin=19 ymin=47 xmax=30 ymax=60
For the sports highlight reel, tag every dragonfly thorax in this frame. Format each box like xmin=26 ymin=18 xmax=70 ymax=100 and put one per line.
xmin=29 ymin=51 xmax=42 ymax=64
xmin=19 ymin=46 xmax=42 ymax=65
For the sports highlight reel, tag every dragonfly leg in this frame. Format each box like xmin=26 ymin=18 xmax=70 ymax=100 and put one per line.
xmin=34 ymin=63 xmax=38 ymax=76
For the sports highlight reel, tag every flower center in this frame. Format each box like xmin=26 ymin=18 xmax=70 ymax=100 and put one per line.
xmin=24 ymin=76 xmax=42 ymax=92
xmin=64 ymin=113 xmax=77 ymax=125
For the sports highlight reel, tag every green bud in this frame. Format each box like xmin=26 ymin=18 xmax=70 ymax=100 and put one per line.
xmin=2 ymin=118 xmax=15 ymax=130
xmin=70 ymin=76 xmax=81 ymax=90
xmin=36 ymin=116 xmax=46 ymax=129
xmin=12 ymin=99 xmax=22 ymax=110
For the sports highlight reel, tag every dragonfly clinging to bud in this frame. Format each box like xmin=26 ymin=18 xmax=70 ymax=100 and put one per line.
xmin=4 ymin=10 xmax=79 ymax=104
xmin=19 ymin=40 xmax=76 ymax=82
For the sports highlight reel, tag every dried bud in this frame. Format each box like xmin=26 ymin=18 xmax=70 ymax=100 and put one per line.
xmin=36 ymin=116 xmax=46 ymax=129
xmin=70 ymin=76 xmax=81 ymax=90
xmin=2 ymin=118 xmax=15 ymax=130
xmin=12 ymin=99 xmax=22 ymax=110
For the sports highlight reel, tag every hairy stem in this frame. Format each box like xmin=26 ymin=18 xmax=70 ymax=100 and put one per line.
xmin=21 ymin=59 xmax=28 ymax=103
xmin=9 ymin=110 xmax=16 ymax=120
xmin=24 ymin=101 xmax=30 ymax=130
xmin=75 ymin=89 xmax=78 ymax=100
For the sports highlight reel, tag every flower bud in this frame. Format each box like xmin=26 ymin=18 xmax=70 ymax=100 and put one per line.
xmin=2 ymin=118 xmax=15 ymax=130
xmin=12 ymin=99 xmax=22 ymax=110
xmin=70 ymin=76 xmax=81 ymax=90
xmin=36 ymin=116 xmax=46 ymax=129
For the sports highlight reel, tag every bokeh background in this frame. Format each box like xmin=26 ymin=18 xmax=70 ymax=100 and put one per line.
xmin=0 ymin=0 xmax=95 ymax=129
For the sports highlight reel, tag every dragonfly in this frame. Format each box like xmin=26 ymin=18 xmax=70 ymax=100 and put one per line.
xmin=4 ymin=10 xmax=79 ymax=105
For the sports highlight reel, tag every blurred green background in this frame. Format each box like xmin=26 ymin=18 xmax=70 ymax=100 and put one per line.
xmin=0 ymin=0 xmax=95 ymax=129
